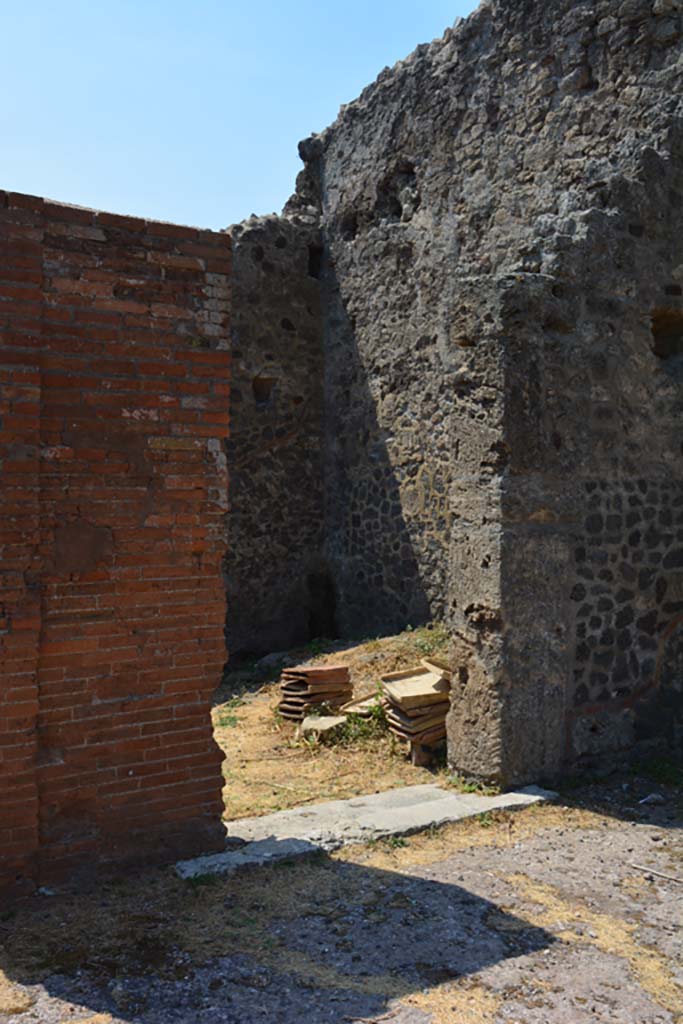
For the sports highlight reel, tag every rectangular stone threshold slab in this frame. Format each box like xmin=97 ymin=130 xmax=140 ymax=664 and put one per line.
xmin=175 ymin=784 xmax=556 ymax=880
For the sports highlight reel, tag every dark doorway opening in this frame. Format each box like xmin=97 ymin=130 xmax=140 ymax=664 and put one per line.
xmin=307 ymin=568 xmax=338 ymax=641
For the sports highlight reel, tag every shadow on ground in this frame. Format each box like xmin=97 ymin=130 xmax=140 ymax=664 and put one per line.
xmin=554 ymin=755 xmax=683 ymax=831
xmin=1 ymin=852 xmax=554 ymax=1024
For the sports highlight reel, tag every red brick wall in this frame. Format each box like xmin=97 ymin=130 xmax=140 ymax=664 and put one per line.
xmin=0 ymin=191 xmax=230 ymax=895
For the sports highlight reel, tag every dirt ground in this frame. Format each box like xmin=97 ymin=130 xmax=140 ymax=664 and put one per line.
xmin=214 ymin=626 xmax=453 ymax=821
xmin=2 ymin=629 xmax=681 ymax=1023
xmin=1 ymin=774 xmax=682 ymax=1024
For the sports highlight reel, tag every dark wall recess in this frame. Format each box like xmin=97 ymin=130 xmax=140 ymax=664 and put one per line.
xmin=651 ymin=308 xmax=683 ymax=359
xmin=252 ymin=376 xmax=277 ymax=404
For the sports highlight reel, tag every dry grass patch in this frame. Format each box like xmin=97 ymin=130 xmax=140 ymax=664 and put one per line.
xmin=336 ymin=803 xmax=613 ymax=871
xmin=503 ymin=872 xmax=683 ymax=1021
xmin=215 ymin=624 xmax=451 ymax=819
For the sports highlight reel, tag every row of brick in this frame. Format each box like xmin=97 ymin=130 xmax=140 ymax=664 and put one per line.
xmin=0 ymin=191 xmax=231 ymax=895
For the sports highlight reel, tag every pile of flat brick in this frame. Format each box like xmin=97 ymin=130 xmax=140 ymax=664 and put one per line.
xmin=381 ymin=660 xmax=451 ymax=766
xmin=277 ymin=664 xmax=351 ymax=720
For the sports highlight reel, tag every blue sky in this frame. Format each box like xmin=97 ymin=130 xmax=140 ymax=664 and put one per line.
xmin=1 ymin=1 xmax=478 ymax=229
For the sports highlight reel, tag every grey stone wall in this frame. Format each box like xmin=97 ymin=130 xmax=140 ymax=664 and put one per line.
xmin=319 ymin=243 xmax=456 ymax=638
xmin=228 ymin=0 xmax=683 ymax=782
xmin=569 ymin=480 xmax=683 ymax=752
xmin=225 ymin=214 xmax=325 ymax=659
xmin=285 ymin=0 xmax=683 ymax=781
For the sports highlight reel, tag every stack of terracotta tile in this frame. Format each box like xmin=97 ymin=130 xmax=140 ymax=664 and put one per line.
xmin=277 ymin=664 xmax=352 ymax=721
xmin=381 ymin=659 xmax=451 ymax=762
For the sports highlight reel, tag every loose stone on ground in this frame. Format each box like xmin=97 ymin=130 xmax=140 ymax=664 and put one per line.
xmin=298 ymin=715 xmax=348 ymax=739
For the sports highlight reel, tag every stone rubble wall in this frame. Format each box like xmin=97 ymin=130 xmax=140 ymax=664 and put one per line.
xmin=282 ymin=0 xmax=683 ymax=782
xmin=225 ymin=215 xmax=325 ymax=659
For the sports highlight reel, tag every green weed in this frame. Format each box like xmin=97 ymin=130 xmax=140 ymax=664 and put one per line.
xmin=304 ymin=636 xmax=334 ymax=656
xmin=215 ymin=710 xmax=239 ymax=728
xmin=410 ymin=622 xmax=450 ymax=657
xmin=444 ymin=772 xmax=498 ymax=796
xmin=214 ymin=695 xmax=245 ymax=729
xmin=325 ymin=702 xmax=388 ymax=747
xmin=633 ymin=756 xmax=683 ymax=788
xmin=382 ymin=835 xmax=409 ymax=849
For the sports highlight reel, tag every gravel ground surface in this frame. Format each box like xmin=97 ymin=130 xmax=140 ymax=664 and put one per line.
xmin=1 ymin=777 xmax=681 ymax=1024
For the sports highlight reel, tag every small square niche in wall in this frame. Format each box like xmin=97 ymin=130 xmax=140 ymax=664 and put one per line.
xmin=252 ymin=376 xmax=277 ymax=404
xmin=651 ymin=308 xmax=683 ymax=359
